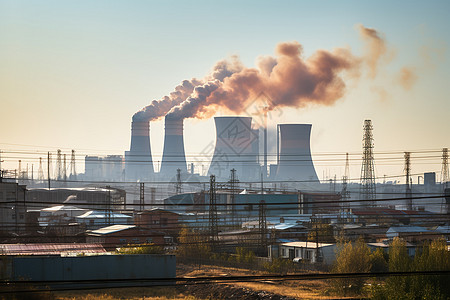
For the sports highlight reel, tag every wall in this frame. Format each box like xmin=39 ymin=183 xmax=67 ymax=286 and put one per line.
xmin=4 ymin=254 xmax=175 ymax=288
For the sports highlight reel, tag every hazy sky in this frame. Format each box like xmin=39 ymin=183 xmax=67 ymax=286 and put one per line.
xmin=1 ymin=0 xmax=449 ymax=182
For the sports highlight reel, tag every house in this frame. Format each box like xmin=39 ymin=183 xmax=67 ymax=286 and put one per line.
xmin=278 ymin=241 xmax=336 ymax=265
xmin=386 ymin=226 xmax=436 ymax=243
xmin=86 ymin=224 xmax=165 ymax=250
xmin=368 ymin=241 xmax=416 ymax=257
xmin=135 ymin=208 xmax=180 ymax=235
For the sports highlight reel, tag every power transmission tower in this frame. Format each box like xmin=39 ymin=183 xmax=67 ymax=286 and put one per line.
xmin=209 ymin=175 xmax=218 ymax=246
xmin=38 ymin=157 xmax=44 ymax=182
xmin=229 ymin=168 xmax=238 ymax=225
xmin=139 ymin=182 xmax=145 ymax=211
xmin=106 ymin=185 xmax=111 ymax=225
xmin=258 ymin=200 xmax=267 ymax=254
xmin=175 ymin=168 xmax=182 ymax=194
xmin=70 ymin=150 xmax=77 ymax=180
xmin=63 ymin=154 xmax=67 ymax=182
xmin=442 ymin=148 xmax=449 ymax=188
xmin=404 ymin=152 xmax=412 ymax=210
xmin=56 ymin=149 xmax=62 ymax=180
xmin=360 ymin=120 xmax=376 ymax=207
xmin=47 ymin=152 xmax=52 ymax=190
xmin=341 ymin=153 xmax=350 ymax=221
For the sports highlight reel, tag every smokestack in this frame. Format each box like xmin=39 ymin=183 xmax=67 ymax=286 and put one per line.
xmin=125 ymin=121 xmax=154 ymax=181
xmin=160 ymin=115 xmax=187 ymax=178
xmin=275 ymin=124 xmax=319 ymax=183
xmin=208 ymin=116 xmax=259 ymax=181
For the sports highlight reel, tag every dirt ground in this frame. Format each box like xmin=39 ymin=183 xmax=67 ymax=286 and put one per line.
xmin=53 ymin=264 xmax=339 ymax=300
xmin=177 ymin=264 xmax=334 ymax=300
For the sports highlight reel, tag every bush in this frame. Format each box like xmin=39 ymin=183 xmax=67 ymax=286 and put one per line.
xmin=116 ymin=243 xmax=164 ymax=255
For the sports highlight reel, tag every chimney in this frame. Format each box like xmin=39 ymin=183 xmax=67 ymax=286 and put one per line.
xmin=160 ymin=115 xmax=187 ymax=178
xmin=124 ymin=121 xmax=154 ymax=181
xmin=208 ymin=116 xmax=259 ymax=181
xmin=275 ymin=124 xmax=319 ymax=183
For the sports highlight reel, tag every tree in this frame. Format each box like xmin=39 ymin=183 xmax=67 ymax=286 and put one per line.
xmin=332 ymin=237 xmax=372 ymax=296
xmin=177 ymin=226 xmax=211 ymax=261
xmin=371 ymin=238 xmax=450 ymax=300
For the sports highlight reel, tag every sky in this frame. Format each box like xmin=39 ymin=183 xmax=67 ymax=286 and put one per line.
xmin=1 ymin=0 xmax=449 ymax=183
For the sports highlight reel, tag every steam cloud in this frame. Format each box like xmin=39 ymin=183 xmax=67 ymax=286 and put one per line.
xmin=133 ymin=56 xmax=243 ymax=122
xmin=136 ymin=25 xmax=412 ymax=121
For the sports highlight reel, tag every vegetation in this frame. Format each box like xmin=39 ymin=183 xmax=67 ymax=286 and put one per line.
xmin=331 ymin=237 xmax=373 ymax=296
xmin=176 ymin=226 xmax=211 ymax=260
xmin=331 ymin=237 xmax=450 ymax=299
xmin=116 ymin=243 xmax=164 ymax=255
xmin=370 ymin=237 xmax=450 ymax=300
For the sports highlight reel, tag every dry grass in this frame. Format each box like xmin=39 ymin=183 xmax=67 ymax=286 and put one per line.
xmin=54 ymin=287 xmax=197 ymax=300
xmin=179 ymin=264 xmax=335 ymax=300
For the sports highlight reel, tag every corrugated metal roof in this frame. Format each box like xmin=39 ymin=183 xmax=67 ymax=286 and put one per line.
xmin=77 ymin=211 xmax=132 ymax=219
xmin=0 ymin=243 xmax=106 ymax=255
xmin=281 ymin=241 xmax=334 ymax=248
xmin=89 ymin=224 xmax=136 ymax=235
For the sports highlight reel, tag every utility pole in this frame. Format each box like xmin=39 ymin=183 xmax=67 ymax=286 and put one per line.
xmin=229 ymin=168 xmax=238 ymax=225
xmin=63 ymin=154 xmax=67 ymax=182
xmin=176 ymin=168 xmax=182 ymax=194
xmin=47 ymin=152 xmax=51 ymax=190
xmin=139 ymin=182 xmax=145 ymax=212
xmin=404 ymin=152 xmax=412 ymax=210
xmin=442 ymin=148 xmax=449 ymax=188
xmin=258 ymin=200 xmax=267 ymax=254
xmin=209 ymin=175 xmax=218 ymax=247
xmin=56 ymin=149 xmax=62 ymax=181
xmin=70 ymin=150 xmax=77 ymax=180
xmin=18 ymin=160 xmax=22 ymax=181
xmin=106 ymin=185 xmax=111 ymax=225
xmin=341 ymin=153 xmax=350 ymax=221
xmin=360 ymin=120 xmax=376 ymax=207
xmin=38 ymin=157 xmax=44 ymax=183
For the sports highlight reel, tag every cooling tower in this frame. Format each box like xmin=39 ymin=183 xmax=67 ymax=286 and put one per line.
xmin=275 ymin=124 xmax=319 ymax=183
xmin=159 ymin=115 xmax=187 ymax=178
xmin=208 ymin=116 xmax=259 ymax=181
xmin=124 ymin=121 xmax=154 ymax=181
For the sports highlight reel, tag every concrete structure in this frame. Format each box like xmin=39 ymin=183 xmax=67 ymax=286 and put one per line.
xmin=208 ymin=116 xmax=260 ymax=181
xmin=2 ymin=254 xmax=176 ymax=288
xmin=160 ymin=116 xmax=187 ymax=178
xmin=0 ymin=180 xmax=27 ymax=233
xmin=275 ymin=124 xmax=319 ymax=184
xmin=125 ymin=121 xmax=154 ymax=181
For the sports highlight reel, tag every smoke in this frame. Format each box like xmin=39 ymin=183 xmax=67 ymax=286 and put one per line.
xmin=357 ymin=24 xmax=388 ymax=78
xmin=132 ymin=56 xmax=244 ymax=122
xmin=397 ymin=67 xmax=417 ymax=90
xmin=166 ymin=41 xmax=360 ymax=119
xmin=140 ymin=24 xmax=411 ymax=121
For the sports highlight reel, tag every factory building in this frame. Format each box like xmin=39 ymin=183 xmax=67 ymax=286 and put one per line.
xmin=26 ymin=187 xmax=126 ymax=210
xmin=164 ymin=190 xmax=340 ymax=221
